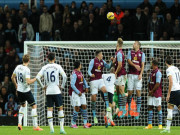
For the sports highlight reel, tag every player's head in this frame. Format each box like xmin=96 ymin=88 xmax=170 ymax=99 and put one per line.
xmin=116 ymin=38 xmax=123 ymax=50
xmin=74 ymin=61 xmax=81 ymax=69
xmin=95 ymin=50 xmax=103 ymax=60
xmin=48 ymin=52 xmax=55 ymax=62
xmin=133 ymin=41 xmax=141 ymax=50
xmin=110 ymin=67 xmax=115 ymax=73
xmin=22 ymin=54 xmax=30 ymax=64
xmin=165 ymin=56 xmax=173 ymax=66
xmin=152 ymin=59 xmax=159 ymax=68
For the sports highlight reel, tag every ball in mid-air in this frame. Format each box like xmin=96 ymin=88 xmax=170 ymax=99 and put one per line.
xmin=107 ymin=12 xmax=114 ymax=20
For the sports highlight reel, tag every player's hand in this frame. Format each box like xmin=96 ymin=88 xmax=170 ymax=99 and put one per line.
xmin=149 ymin=91 xmax=153 ymax=96
xmin=110 ymin=57 xmax=114 ymax=61
xmin=85 ymin=88 xmax=88 ymax=93
xmin=79 ymin=92 xmax=82 ymax=96
xmin=91 ymin=74 xmax=95 ymax=78
xmin=166 ymin=94 xmax=170 ymax=102
xmin=135 ymin=65 xmax=141 ymax=71
xmin=138 ymin=74 xmax=142 ymax=80
xmin=113 ymin=58 xmax=116 ymax=63
xmin=115 ymin=72 xmax=117 ymax=78
xmin=43 ymin=86 xmax=47 ymax=91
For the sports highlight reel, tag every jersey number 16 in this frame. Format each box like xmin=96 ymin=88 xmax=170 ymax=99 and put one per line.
xmin=47 ymin=71 xmax=56 ymax=82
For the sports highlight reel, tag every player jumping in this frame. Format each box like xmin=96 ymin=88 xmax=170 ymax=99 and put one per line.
xmin=11 ymin=54 xmax=43 ymax=131
xmin=127 ymin=41 xmax=145 ymax=119
xmin=36 ymin=52 xmax=67 ymax=134
xmin=69 ymin=61 xmax=90 ymax=128
xmin=161 ymin=56 xmax=180 ymax=133
xmin=88 ymin=50 xmax=112 ymax=124
xmin=145 ymin=59 xmax=163 ymax=129
xmin=114 ymin=38 xmax=127 ymax=118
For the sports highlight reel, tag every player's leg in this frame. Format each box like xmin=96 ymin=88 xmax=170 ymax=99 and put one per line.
xmin=108 ymin=93 xmax=115 ymax=127
xmin=46 ymin=95 xmax=54 ymax=133
xmin=17 ymin=91 xmax=25 ymax=130
xmin=55 ymin=94 xmax=66 ymax=134
xmin=90 ymin=80 xmax=98 ymax=124
xmin=145 ymin=104 xmax=153 ymax=129
xmin=71 ymin=92 xmax=81 ymax=128
xmin=26 ymin=91 xmax=43 ymax=131
xmin=127 ymin=74 xmax=134 ymax=118
xmin=157 ymin=106 xmax=162 ymax=129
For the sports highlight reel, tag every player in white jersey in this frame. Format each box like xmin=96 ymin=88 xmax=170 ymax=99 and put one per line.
xmin=102 ymin=67 xmax=116 ymax=127
xmin=11 ymin=54 xmax=43 ymax=131
xmin=161 ymin=56 xmax=180 ymax=133
xmin=36 ymin=52 xmax=67 ymax=134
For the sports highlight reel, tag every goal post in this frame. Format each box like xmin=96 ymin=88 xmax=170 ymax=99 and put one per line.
xmin=24 ymin=41 xmax=180 ymax=126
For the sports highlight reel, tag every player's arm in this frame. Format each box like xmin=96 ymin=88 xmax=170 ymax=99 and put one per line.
xmin=83 ymin=77 xmax=90 ymax=93
xmin=88 ymin=59 xmax=95 ymax=77
xmin=36 ymin=69 xmax=45 ymax=89
xmin=139 ymin=53 xmax=145 ymax=80
xmin=59 ymin=66 xmax=67 ymax=89
xmin=166 ymin=70 xmax=173 ymax=102
xmin=11 ymin=73 xmax=17 ymax=89
xmin=26 ymin=69 xmax=36 ymax=85
xmin=71 ymin=73 xmax=81 ymax=95
xmin=115 ymin=52 xmax=122 ymax=76
xmin=151 ymin=71 xmax=162 ymax=95
xmin=103 ymin=60 xmax=112 ymax=69
xmin=127 ymin=51 xmax=141 ymax=71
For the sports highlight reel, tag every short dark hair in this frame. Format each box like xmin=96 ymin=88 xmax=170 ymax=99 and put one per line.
xmin=74 ymin=61 xmax=81 ymax=69
xmin=152 ymin=59 xmax=158 ymax=66
xmin=165 ymin=56 xmax=173 ymax=65
xmin=95 ymin=50 xmax=102 ymax=56
xmin=48 ymin=52 xmax=55 ymax=61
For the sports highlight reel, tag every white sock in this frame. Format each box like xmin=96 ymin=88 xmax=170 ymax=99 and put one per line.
xmin=58 ymin=110 xmax=64 ymax=131
xmin=109 ymin=111 xmax=112 ymax=121
xmin=166 ymin=109 xmax=173 ymax=130
xmin=32 ymin=108 xmax=38 ymax=128
xmin=18 ymin=106 xmax=25 ymax=125
xmin=47 ymin=111 xmax=54 ymax=132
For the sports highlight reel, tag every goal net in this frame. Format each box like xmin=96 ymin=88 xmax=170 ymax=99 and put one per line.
xmin=24 ymin=41 xmax=180 ymax=126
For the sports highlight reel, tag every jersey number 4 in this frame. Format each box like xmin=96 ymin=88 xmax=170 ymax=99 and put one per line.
xmin=47 ymin=71 xmax=55 ymax=82
xmin=106 ymin=76 xmax=111 ymax=82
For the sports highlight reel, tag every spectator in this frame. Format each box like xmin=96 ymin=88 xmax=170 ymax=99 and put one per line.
xmin=19 ymin=2 xmax=28 ymax=18
xmin=0 ymin=86 xmax=8 ymax=114
xmin=147 ymin=12 xmax=162 ymax=40
xmin=161 ymin=31 xmax=169 ymax=40
xmin=116 ymin=24 xmax=128 ymax=40
xmin=153 ymin=0 xmax=167 ymax=15
xmin=4 ymin=5 xmax=10 ymax=15
xmin=132 ymin=7 xmax=148 ymax=40
xmin=163 ymin=13 xmax=174 ymax=37
xmin=10 ymin=8 xmax=18 ymax=31
xmin=4 ymin=40 xmax=13 ymax=55
xmin=77 ymin=19 xmax=86 ymax=40
xmin=16 ymin=10 xmax=25 ymax=27
xmin=108 ymin=19 xmax=118 ymax=40
xmin=18 ymin=17 xmax=34 ymax=51
xmin=80 ymin=1 xmax=88 ymax=15
xmin=52 ymin=5 xmax=63 ymax=37
xmin=4 ymin=94 xmax=18 ymax=116
xmin=144 ymin=7 xmax=151 ymax=20
xmin=69 ymin=1 xmax=79 ymax=22
xmin=54 ymin=30 xmax=61 ymax=41
xmin=170 ymin=0 xmax=180 ymax=20
xmin=29 ymin=6 xmax=40 ymax=34
xmin=173 ymin=19 xmax=180 ymax=40
xmin=113 ymin=5 xmax=124 ymax=24
xmin=102 ymin=3 xmax=108 ymax=14
xmin=49 ymin=0 xmax=64 ymax=14
xmin=5 ymin=22 xmax=17 ymax=45
xmin=24 ymin=3 xmax=31 ymax=17
xmin=62 ymin=17 xmax=73 ymax=40
xmin=0 ymin=23 xmax=5 ymax=47
xmin=63 ymin=5 xmax=71 ymax=25
xmin=121 ymin=9 xmax=132 ymax=40
xmin=39 ymin=0 xmax=45 ymax=15
xmin=139 ymin=0 xmax=153 ymax=14
xmin=0 ymin=7 xmax=5 ymax=23
xmin=39 ymin=6 xmax=53 ymax=41
xmin=0 ymin=95 xmax=4 ymax=115
xmin=88 ymin=3 xmax=94 ymax=13
xmin=107 ymin=0 xmax=115 ymax=12
xmin=70 ymin=21 xmax=81 ymax=41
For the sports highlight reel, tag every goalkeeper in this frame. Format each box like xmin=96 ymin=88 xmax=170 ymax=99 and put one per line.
xmin=112 ymin=79 xmax=128 ymax=119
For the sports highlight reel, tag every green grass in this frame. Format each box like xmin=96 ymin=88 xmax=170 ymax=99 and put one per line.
xmin=0 ymin=126 xmax=179 ymax=135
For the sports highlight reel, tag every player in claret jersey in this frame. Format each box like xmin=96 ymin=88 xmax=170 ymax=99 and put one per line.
xmin=161 ymin=56 xmax=180 ymax=133
xmin=11 ymin=54 xmax=43 ymax=131
xmin=36 ymin=52 xmax=67 ymax=134
xmin=127 ymin=41 xmax=145 ymax=119
xmin=145 ymin=59 xmax=163 ymax=130
xmin=114 ymin=38 xmax=127 ymax=118
xmin=69 ymin=61 xmax=90 ymax=128
xmin=88 ymin=50 xmax=112 ymax=124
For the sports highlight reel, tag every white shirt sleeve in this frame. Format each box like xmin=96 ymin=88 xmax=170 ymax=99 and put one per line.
xmin=36 ymin=67 xmax=44 ymax=79
xmin=13 ymin=68 xmax=17 ymax=76
xmin=166 ymin=69 xmax=172 ymax=77
xmin=59 ymin=65 xmax=67 ymax=89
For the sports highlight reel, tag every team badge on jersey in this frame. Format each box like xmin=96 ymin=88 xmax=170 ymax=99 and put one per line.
xmin=139 ymin=54 xmax=141 ymax=57
xmin=98 ymin=65 xmax=101 ymax=70
xmin=134 ymin=57 xmax=137 ymax=60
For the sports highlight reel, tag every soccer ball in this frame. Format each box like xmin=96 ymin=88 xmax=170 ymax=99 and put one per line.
xmin=107 ymin=12 xmax=115 ymax=20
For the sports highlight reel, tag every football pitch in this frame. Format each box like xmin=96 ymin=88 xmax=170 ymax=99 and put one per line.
xmin=0 ymin=126 xmax=179 ymax=135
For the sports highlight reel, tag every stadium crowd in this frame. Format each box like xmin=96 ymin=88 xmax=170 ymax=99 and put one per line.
xmin=0 ymin=0 xmax=180 ymax=116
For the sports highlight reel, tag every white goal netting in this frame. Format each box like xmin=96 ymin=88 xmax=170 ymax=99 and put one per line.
xmin=24 ymin=41 xmax=180 ymax=126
